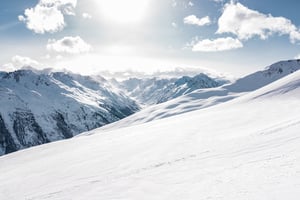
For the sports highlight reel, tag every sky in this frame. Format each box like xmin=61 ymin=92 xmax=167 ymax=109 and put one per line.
xmin=0 ymin=0 xmax=300 ymax=77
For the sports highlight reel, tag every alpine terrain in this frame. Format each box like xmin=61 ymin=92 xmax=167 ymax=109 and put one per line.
xmin=0 ymin=69 xmax=223 ymax=155
xmin=119 ymin=73 xmax=227 ymax=105
xmin=0 ymin=70 xmax=140 ymax=155
xmin=0 ymin=60 xmax=300 ymax=199
xmin=98 ymin=60 xmax=300 ymax=130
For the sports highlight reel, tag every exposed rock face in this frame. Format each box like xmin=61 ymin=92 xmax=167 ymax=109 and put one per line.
xmin=0 ymin=69 xmax=227 ymax=156
xmin=12 ymin=109 xmax=49 ymax=147
xmin=0 ymin=115 xmax=17 ymax=155
xmin=0 ymin=70 xmax=140 ymax=155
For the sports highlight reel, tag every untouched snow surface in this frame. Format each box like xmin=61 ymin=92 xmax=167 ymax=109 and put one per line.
xmin=0 ymin=68 xmax=300 ymax=199
xmin=97 ymin=60 xmax=300 ymax=131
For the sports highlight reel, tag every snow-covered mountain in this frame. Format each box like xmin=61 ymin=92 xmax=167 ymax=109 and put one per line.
xmin=0 ymin=69 xmax=227 ymax=156
xmin=1 ymin=63 xmax=300 ymax=199
xmin=119 ymin=73 xmax=227 ymax=105
xmin=99 ymin=59 xmax=300 ymax=130
xmin=225 ymin=59 xmax=300 ymax=92
xmin=1 ymin=60 xmax=299 ymax=156
xmin=0 ymin=70 xmax=140 ymax=155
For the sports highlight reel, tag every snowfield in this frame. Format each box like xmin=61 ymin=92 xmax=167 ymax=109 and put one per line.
xmin=97 ymin=60 xmax=300 ymax=131
xmin=1 ymin=68 xmax=300 ymax=199
xmin=0 ymin=69 xmax=225 ymax=155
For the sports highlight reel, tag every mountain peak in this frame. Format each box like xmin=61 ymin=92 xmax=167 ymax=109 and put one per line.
xmin=0 ymin=70 xmax=140 ymax=155
xmin=263 ymin=59 xmax=300 ymax=76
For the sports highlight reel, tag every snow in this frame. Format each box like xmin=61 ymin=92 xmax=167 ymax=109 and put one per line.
xmin=96 ymin=60 xmax=300 ymax=131
xmin=119 ymin=73 xmax=225 ymax=105
xmin=0 ymin=67 xmax=300 ymax=199
xmin=0 ymin=70 xmax=139 ymax=154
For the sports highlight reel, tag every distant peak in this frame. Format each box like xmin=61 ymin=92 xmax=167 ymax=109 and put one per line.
xmin=262 ymin=59 xmax=300 ymax=77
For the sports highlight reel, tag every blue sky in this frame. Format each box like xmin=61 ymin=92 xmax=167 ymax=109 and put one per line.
xmin=1 ymin=0 xmax=300 ymax=76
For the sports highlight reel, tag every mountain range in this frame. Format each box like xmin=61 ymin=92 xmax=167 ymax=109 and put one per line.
xmin=1 ymin=59 xmax=300 ymax=199
xmin=97 ymin=59 xmax=300 ymax=130
xmin=119 ymin=73 xmax=227 ymax=105
xmin=0 ymin=69 xmax=225 ymax=155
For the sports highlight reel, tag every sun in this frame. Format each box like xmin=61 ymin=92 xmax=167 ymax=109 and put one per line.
xmin=97 ymin=0 xmax=150 ymax=23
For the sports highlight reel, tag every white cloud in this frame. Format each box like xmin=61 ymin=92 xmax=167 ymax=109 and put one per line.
xmin=1 ymin=63 xmax=16 ymax=72
xmin=192 ymin=37 xmax=243 ymax=52
xmin=3 ymin=55 xmax=42 ymax=71
xmin=217 ymin=2 xmax=300 ymax=43
xmin=82 ymin=12 xmax=92 ymax=19
xmin=188 ymin=1 xmax=194 ymax=7
xmin=184 ymin=15 xmax=211 ymax=26
xmin=11 ymin=55 xmax=41 ymax=67
xmin=18 ymin=0 xmax=77 ymax=34
xmin=40 ymin=0 xmax=77 ymax=15
xmin=47 ymin=36 xmax=92 ymax=54
xmin=18 ymin=5 xmax=65 ymax=34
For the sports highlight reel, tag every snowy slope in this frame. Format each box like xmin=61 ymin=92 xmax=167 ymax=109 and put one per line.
xmin=0 ymin=68 xmax=300 ymax=199
xmin=0 ymin=69 xmax=227 ymax=156
xmin=0 ymin=70 xmax=139 ymax=155
xmin=224 ymin=59 xmax=300 ymax=92
xmin=99 ymin=59 xmax=300 ymax=130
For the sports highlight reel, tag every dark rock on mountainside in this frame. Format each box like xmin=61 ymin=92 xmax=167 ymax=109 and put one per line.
xmin=120 ymin=73 xmax=226 ymax=105
xmin=0 ymin=70 xmax=140 ymax=155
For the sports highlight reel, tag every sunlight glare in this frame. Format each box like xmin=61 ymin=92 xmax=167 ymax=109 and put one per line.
xmin=98 ymin=0 xmax=150 ymax=23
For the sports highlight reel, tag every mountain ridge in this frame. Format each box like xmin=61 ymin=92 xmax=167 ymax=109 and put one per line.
xmin=1 ymin=59 xmax=299 ymax=155
xmin=118 ymin=73 xmax=227 ymax=105
xmin=0 ymin=70 xmax=140 ymax=155
xmin=0 ymin=69 xmax=225 ymax=155
xmin=95 ymin=59 xmax=300 ymax=132
xmin=1 ymin=61 xmax=300 ymax=200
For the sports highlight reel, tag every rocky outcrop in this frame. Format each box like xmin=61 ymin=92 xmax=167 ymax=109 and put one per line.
xmin=0 ymin=115 xmax=17 ymax=155
xmin=0 ymin=70 xmax=140 ymax=156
